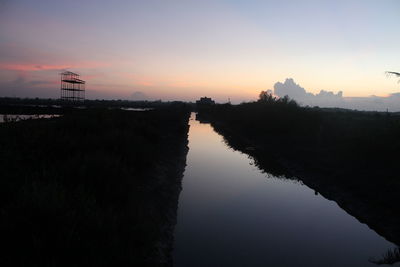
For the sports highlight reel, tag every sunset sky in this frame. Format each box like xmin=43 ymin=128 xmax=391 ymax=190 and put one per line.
xmin=0 ymin=0 xmax=399 ymax=103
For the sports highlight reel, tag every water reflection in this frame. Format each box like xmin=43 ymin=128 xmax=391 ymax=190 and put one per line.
xmin=0 ymin=114 xmax=60 ymax=123
xmin=120 ymin=107 xmax=153 ymax=111
xmin=173 ymin=113 xmax=395 ymax=267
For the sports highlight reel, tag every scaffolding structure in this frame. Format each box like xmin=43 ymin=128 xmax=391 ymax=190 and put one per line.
xmin=60 ymin=71 xmax=85 ymax=102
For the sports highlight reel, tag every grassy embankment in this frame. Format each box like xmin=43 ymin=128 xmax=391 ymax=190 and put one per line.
xmin=0 ymin=106 xmax=190 ymax=266
xmin=198 ymin=94 xmax=400 ymax=246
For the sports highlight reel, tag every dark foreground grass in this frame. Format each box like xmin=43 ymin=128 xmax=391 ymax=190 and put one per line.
xmin=0 ymin=107 xmax=190 ymax=266
xmin=198 ymin=98 xmax=400 ymax=245
xmin=370 ymin=247 xmax=400 ymax=265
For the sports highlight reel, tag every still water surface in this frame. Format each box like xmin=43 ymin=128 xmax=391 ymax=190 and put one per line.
xmin=0 ymin=114 xmax=60 ymax=123
xmin=173 ymin=113 xmax=395 ymax=267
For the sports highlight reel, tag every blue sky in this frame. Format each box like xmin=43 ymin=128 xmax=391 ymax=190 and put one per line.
xmin=0 ymin=0 xmax=399 ymax=104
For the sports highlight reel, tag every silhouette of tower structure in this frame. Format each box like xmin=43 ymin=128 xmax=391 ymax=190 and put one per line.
xmin=60 ymin=71 xmax=85 ymax=102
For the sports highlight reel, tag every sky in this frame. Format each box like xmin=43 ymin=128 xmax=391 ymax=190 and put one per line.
xmin=0 ymin=0 xmax=399 ymax=107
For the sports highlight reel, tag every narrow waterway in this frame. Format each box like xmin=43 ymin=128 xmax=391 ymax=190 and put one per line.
xmin=173 ymin=113 xmax=395 ymax=267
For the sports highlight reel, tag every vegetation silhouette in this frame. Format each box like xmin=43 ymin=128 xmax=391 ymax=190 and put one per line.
xmin=198 ymin=91 xmax=400 ymax=245
xmin=0 ymin=97 xmax=189 ymax=115
xmin=386 ymin=71 xmax=400 ymax=83
xmin=0 ymin=105 xmax=190 ymax=266
xmin=370 ymin=247 xmax=400 ymax=265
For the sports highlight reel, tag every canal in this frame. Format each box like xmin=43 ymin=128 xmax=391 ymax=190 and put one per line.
xmin=173 ymin=113 xmax=395 ymax=267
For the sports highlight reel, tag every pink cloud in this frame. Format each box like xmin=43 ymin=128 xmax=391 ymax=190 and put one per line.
xmin=0 ymin=61 xmax=110 ymax=71
xmin=0 ymin=63 xmax=71 ymax=71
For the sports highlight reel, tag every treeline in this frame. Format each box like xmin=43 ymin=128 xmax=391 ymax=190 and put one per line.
xmin=0 ymin=107 xmax=190 ymax=266
xmin=0 ymin=97 xmax=193 ymax=114
xmin=199 ymin=92 xmax=400 ymax=245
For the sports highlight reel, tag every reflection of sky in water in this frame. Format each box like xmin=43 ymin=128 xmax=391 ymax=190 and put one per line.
xmin=0 ymin=114 xmax=60 ymax=123
xmin=173 ymin=113 xmax=395 ymax=267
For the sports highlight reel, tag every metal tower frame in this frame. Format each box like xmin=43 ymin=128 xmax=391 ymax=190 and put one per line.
xmin=60 ymin=71 xmax=85 ymax=102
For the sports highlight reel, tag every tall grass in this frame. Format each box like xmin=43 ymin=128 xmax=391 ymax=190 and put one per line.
xmin=370 ymin=247 xmax=400 ymax=265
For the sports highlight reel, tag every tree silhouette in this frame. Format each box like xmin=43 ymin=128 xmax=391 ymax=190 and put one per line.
xmin=386 ymin=71 xmax=400 ymax=83
xmin=258 ymin=90 xmax=276 ymax=103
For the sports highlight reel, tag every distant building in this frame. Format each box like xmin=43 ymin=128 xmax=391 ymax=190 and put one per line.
xmin=196 ymin=97 xmax=215 ymax=105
